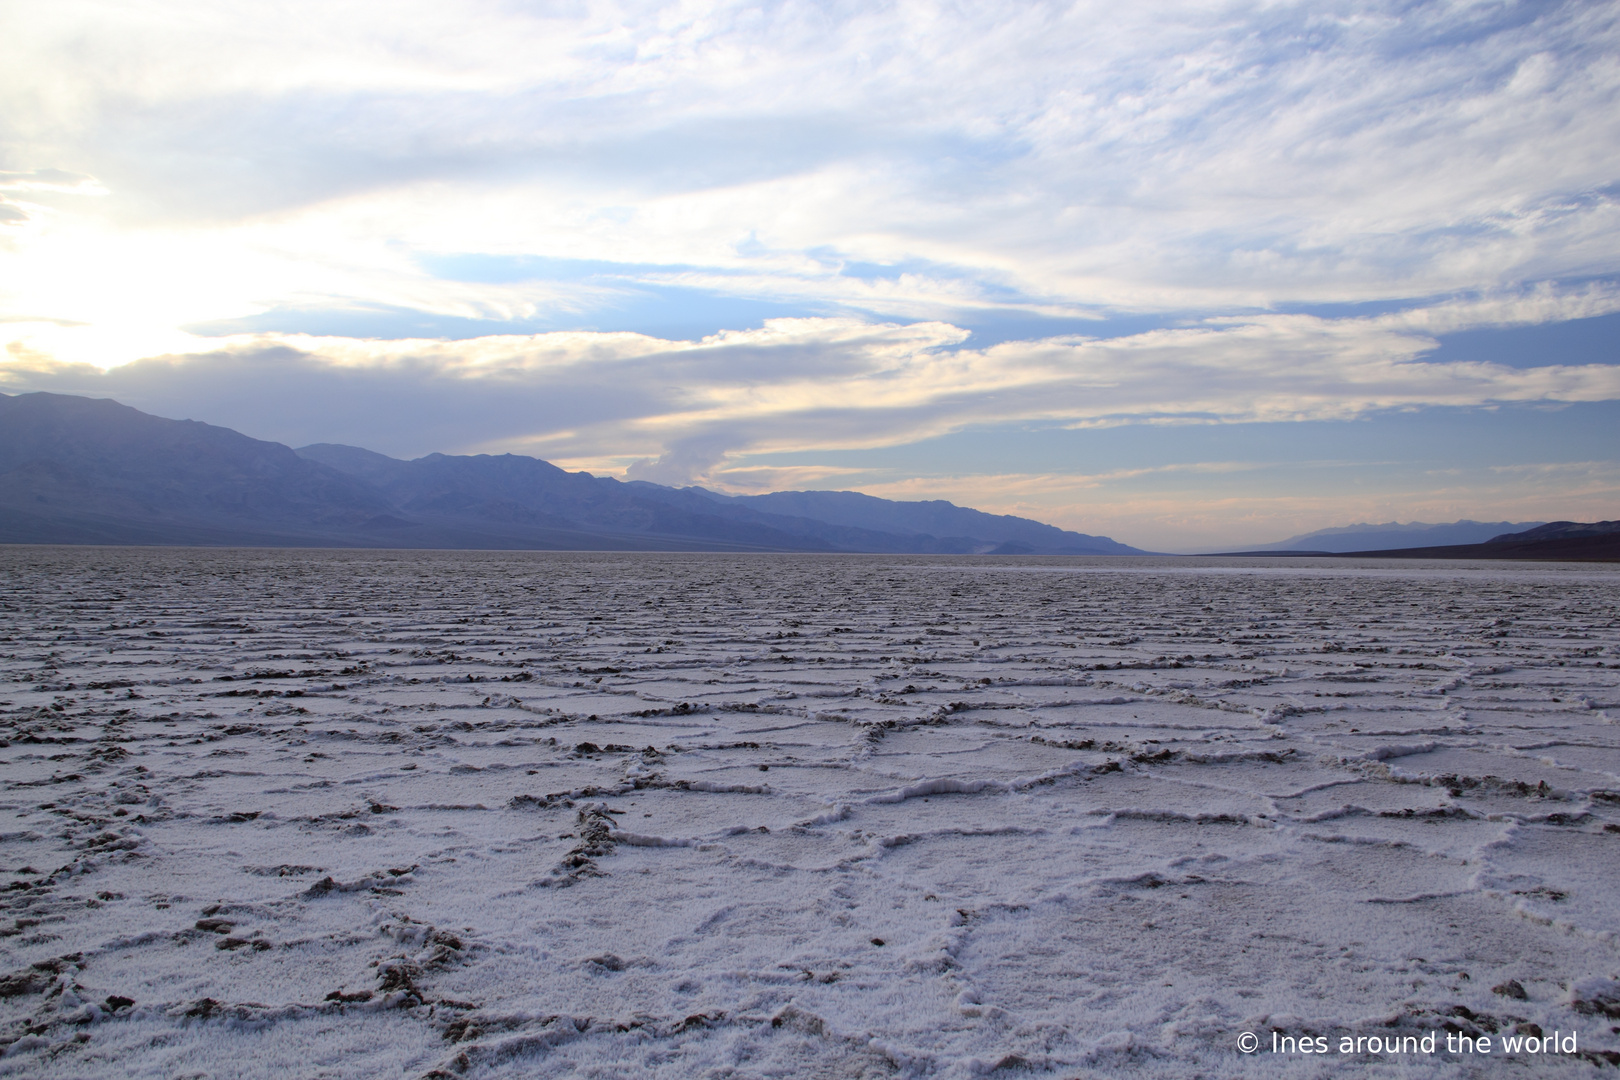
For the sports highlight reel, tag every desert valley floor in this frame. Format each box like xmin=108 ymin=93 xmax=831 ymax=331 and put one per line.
xmin=1 ymin=548 xmax=1618 ymax=1078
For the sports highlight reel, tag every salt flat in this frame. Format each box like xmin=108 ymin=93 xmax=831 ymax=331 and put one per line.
xmin=1 ymin=548 xmax=1618 ymax=1078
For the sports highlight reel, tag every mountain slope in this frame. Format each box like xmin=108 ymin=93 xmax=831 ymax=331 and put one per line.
xmin=0 ymin=392 xmax=397 ymax=544
xmin=1214 ymin=520 xmax=1620 ymax=561
xmin=1348 ymin=529 xmax=1620 ymax=562
xmin=1239 ymin=519 xmax=1545 ymax=553
xmin=687 ymin=488 xmax=1141 ymax=555
xmin=1490 ymin=520 xmax=1620 ymax=542
xmin=1 ymin=392 xmax=1145 ymax=553
xmin=297 ymin=447 xmax=858 ymax=551
xmin=299 ymin=444 xmax=1151 ymax=554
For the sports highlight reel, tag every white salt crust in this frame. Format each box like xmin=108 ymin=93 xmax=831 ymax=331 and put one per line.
xmin=1 ymin=549 xmax=1618 ymax=1077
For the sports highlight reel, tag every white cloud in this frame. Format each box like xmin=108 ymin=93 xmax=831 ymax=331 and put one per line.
xmin=3 ymin=0 xmax=1619 ymax=328
xmin=6 ymin=300 xmax=1618 ymax=469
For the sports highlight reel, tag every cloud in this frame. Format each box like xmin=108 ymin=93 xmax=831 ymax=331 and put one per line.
xmin=3 ymin=0 xmax=1618 ymax=320
xmin=0 ymin=169 xmax=104 ymax=194
xmin=5 ymin=297 xmax=1619 ymax=465
xmin=624 ymin=434 xmax=736 ymax=487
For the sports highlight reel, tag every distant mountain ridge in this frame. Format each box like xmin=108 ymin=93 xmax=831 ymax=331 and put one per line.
xmin=1336 ymin=520 xmax=1620 ymax=562
xmin=685 ymin=487 xmax=1129 ymax=555
xmin=1492 ymin=520 xmax=1619 ymax=542
xmin=0 ymin=392 xmax=1146 ymax=554
xmin=1241 ymin=519 xmax=1546 ymax=553
xmin=1212 ymin=520 xmax=1620 ymax=561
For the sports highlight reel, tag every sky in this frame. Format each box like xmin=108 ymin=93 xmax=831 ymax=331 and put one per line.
xmin=1 ymin=0 xmax=1618 ymax=552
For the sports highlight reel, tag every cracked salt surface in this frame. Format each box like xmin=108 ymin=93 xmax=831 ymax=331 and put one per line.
xmin=1 ymin=548 xmax=1618 ymax=1077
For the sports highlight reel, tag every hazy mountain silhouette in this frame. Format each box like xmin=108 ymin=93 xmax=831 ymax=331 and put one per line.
xmin=294 ymin=444 xmax=1146 ymax=554
xmin=1337 ymin=523 xmax=1620 ymax=561
xmin=1490 ymin=520 xmax=1619 ymax=542
xmin=1237 ymin=519 xmax=1546 ymax=553
xmin=686 ymin=488 xmax=1138 ymax=554
xmin=0 ymin=392 xmax=397 ymax=545
xmin=1211 ymin=519 xmax=1620 ymax=561
xmin=0 ymin=392 xmax=1148 ymax=553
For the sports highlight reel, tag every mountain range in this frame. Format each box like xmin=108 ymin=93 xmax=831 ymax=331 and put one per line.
xmin=1237 ymin=519 xmax=1547 ymax=553
xmin=1214 ymin=519 xmax=1620 ymax=561
xmin=0 ymin=392 xmax=1146 ymax=554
